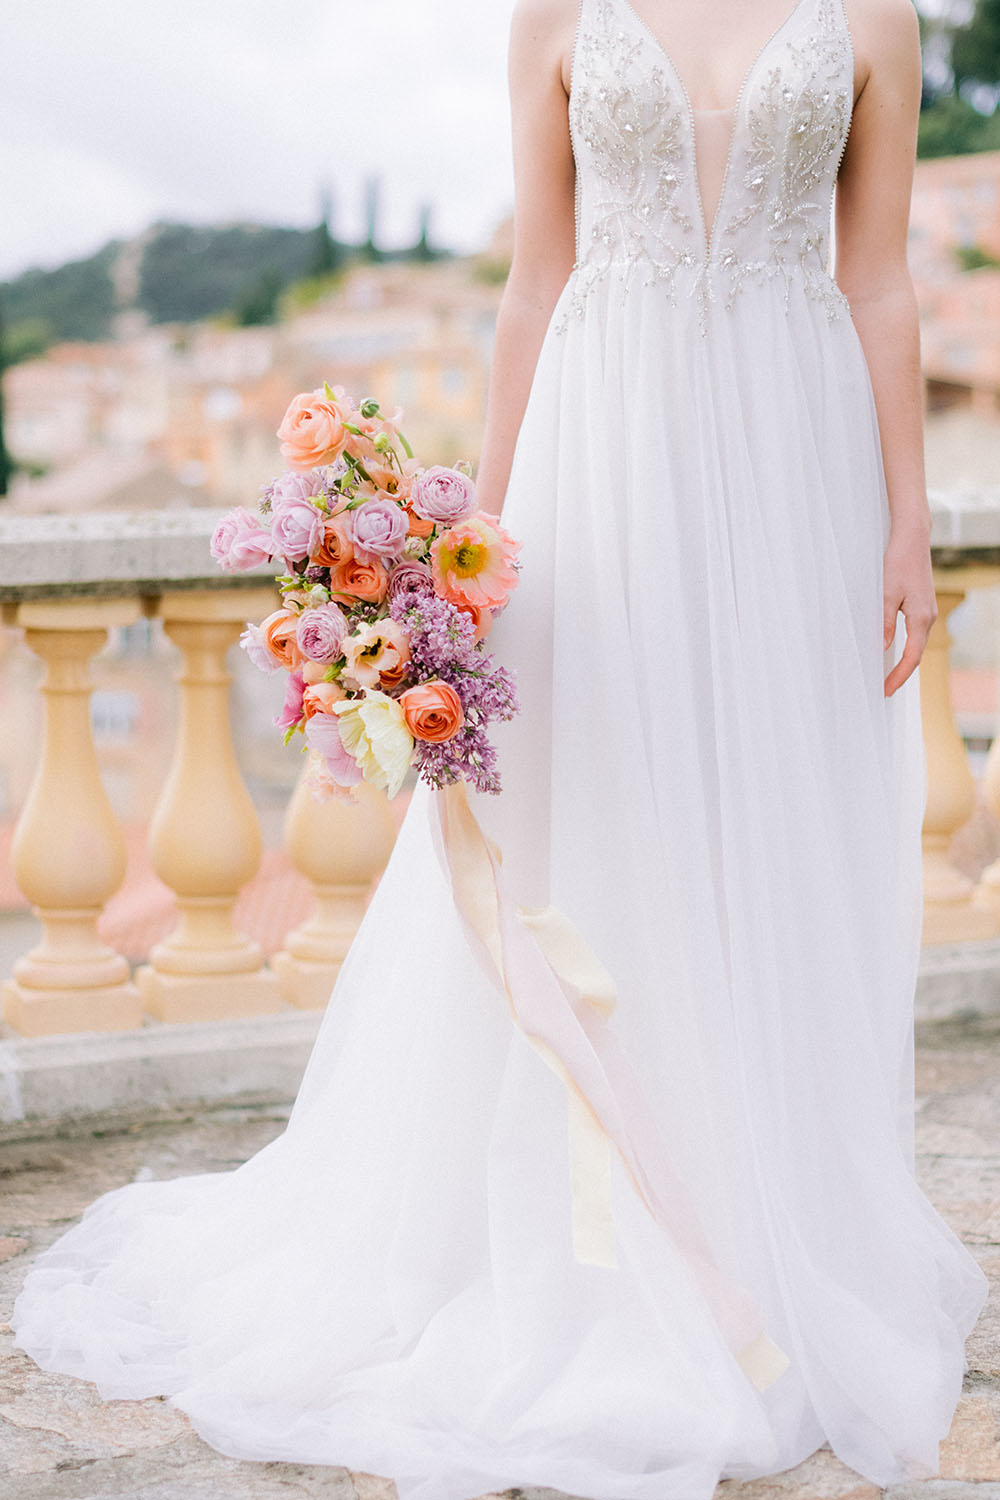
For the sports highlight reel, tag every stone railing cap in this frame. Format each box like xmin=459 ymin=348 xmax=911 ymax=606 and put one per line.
xmin=0 ymin=508 xmax=275 ymax=601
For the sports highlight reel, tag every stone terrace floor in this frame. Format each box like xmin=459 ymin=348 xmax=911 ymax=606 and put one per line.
xmin=1 ymin=1014 xmax=997 ymax=1500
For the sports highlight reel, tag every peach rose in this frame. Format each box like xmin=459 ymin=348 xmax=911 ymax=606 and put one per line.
xmin=456 ymin=600 xmax=494 ymax=642
xmin=399 ymin=680 xmax=464 ymax=743
xmin=329 ymin=556 xmax=389 ymax=605
xmin=302 ymin=680 xmax=348 ymax=719
xmin=312 ymin=510 xmax=354 ymax=569
xmin=277 ymin=390 xmax=348 ymax=471
xmin=261 ymin=608 xmax=303 ymax=669
xmin=301 ymin=660 xmax=328 ymax=686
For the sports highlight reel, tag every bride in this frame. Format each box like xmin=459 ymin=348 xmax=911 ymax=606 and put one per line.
xmin=11 ymin=0 xmax=990 ymax=1496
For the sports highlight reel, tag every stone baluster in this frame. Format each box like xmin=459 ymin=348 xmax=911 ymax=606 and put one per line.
xmin=136 ymin=589 xmax=282 ymax=1023
xmin=1 ymin=600 xmax=142 ymax=1036
xmin=921 ymin=583 xmax=997 ymax=943
xmin=973 ymin=641 xmax=1000 ymax=919
xmin=271 ymin=762 xmax=399 ymax=1009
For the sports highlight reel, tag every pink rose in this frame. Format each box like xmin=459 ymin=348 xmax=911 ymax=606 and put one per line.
xmin=270 ymin=496 xmax=325 ymax=562
xmin=305 ymin=712 xmax=364 ymax=789
xmin=211 ymin=507 xmax=274 ymax=572
xmin=410 ymin=466 xmax=477 ymax=526
xmin=274 ymin=670 xmax=306 ymax=731
xmin=350 ymin=497 xmax=409 ymax=562
xmin=296 ymin=603 xmax=348 ymax=664
xmin=277 ymin=391 xmax=348 ymax=471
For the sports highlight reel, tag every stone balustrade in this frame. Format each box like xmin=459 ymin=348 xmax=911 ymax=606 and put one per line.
xmin=0 ymin=496 xmax=999 ymax=1041
xmin=0 ymin=510 xmax=398 ymax=1038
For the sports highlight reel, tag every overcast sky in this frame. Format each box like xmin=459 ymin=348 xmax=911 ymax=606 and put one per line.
xmin=0 ymin=0 xmax=520 ymax=280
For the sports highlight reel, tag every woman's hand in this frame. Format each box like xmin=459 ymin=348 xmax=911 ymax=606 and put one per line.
xmin=882 ymin=521 xmax=937 ymax=697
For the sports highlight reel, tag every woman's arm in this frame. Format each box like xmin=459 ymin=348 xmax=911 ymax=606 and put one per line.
xmin=834 ymin=0 xmax=936 ymax=697
xmin=474 ymin=0 xmax=579 ymax=517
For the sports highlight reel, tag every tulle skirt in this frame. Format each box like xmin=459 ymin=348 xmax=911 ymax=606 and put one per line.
xmin=11 ymin=271 xmax=989 ymax=1500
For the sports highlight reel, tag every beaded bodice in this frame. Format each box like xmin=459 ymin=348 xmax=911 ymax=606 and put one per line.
xmin=558 ymin=0 xmax=856 ymax=335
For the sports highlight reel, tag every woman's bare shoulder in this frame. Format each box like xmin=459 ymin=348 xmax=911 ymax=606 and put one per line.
xmin=510 ymin=0 xmax=580 ymax=49
xmin=845 ymin=0 xmax=921 ymax=99
xmin=510 ymin=0 xmax=581 ymax=90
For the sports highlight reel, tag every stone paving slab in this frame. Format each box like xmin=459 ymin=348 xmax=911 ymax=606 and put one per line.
xmin=0 ymin=1016 xmax=997 ymax=1500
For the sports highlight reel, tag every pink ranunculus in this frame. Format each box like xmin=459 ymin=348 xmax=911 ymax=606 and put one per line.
xmin=305 ymin=711 xmax=364 ymax=789
xmin=386 ymin=560 xmax=434 ymax=605
xmin=270 ymin=496 xmax=325 ymax=562
xmin=211 ymin=507 xmax=275 ymax=572
xmin=430 ymin=511 xmax=521 ymax=609
xmin=274 ymin=670 xmax=306 ymax=731
xmin=296 ymin=603 xmax=348 ymax=664
xmin=410 ymin=465 xmax=477 ymax=526
xmin=239 ymin=621 xmax=284 ymax=673
xmin=277 ymin=390 xmax=348 ymax=471
xmin=350 ymin=497 xmax=409 ymax=562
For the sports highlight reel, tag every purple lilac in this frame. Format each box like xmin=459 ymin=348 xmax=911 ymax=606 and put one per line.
xmin=389 ymin=589 xmax=518 ymax=795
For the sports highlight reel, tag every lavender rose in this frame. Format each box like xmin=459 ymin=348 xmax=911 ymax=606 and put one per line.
xmin=351 ymin=497 xmax=409 ymax=561
xmin=409 ymin=466 xmax=477 ymax=525
xmin=296 ymin=603 xmax=348 ymax=664
xmin=270 ymin=496 xmax=325 ymax=562
xmin=211 ymin=507 xmax=274 ymax=572
xmin=387 ymin=560 xmax=434 ymax=605
xmin=271 ymin=470 xmax=324 ymax=507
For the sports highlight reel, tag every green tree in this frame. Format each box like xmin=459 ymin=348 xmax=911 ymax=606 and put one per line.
xmin=310 ymin=187 xmax=344 ymax=276
xmin=950 ymin=0 xmax=1000 ymax=95
xmin=232 ymin=267 xmax=282 ymax=326
xmin=918 ymin=91 xmax=1000 ymax=155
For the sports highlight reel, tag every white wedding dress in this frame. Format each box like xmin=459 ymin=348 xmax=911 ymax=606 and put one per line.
xmin=11 ymin=0 xmax=989 ymax=1495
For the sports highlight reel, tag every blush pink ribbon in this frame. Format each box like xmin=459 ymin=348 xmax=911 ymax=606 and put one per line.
xmin=430 ymin=778 xmax=790 ymax=1391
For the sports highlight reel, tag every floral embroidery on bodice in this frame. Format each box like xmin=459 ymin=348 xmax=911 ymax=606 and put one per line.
xmin=557 ymin=0 xmax=855 ymax=335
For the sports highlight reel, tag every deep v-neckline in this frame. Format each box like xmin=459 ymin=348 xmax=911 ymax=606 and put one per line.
xmin=614 ymin=0 xmax=812 ymax=259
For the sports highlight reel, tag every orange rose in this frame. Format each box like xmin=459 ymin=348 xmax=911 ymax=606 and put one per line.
xmin=329 ymin=556 xmax=389 ymax=605
xmin=379 ymin=657 xmax=410 ymax=692
xmin=403 ymin=501 xmax=435 ymax=539
xmin=399 ymin=680 xmax=464 ymax=743
xmin=312 ymin=511 xmax=354 ymax=568
xmin=277 ymin=390 xmax=348 ymax=471
xmin=302 ymin=681 xmax=347 ymax=718
xmin=261 ymin=608 xmax=302 ymax=669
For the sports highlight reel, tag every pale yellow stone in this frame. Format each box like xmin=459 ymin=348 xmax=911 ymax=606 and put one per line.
xmin=922 ymin=590 xmax=998 ymax=944
xmin=2 ymin=603 xmax=142 ymax=1036
xmin=136 ymin=598 xmax=281 ymax=1022
xmin=273 ymin=774 xmax=398 ymax=1009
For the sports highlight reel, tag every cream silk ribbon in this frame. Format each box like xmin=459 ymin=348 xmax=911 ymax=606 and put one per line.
xmin=430 ymin=779 xmax=790 ymax=1393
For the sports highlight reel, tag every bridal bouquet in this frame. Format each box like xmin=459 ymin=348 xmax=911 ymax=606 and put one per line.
xmin=210 ymin=384 xmax=520 ymax=799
